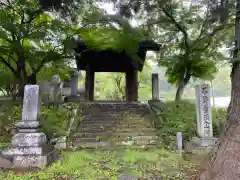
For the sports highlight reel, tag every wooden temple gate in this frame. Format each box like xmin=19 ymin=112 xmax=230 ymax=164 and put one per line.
xmin=74 ymin=39 xmax=161 ymax=102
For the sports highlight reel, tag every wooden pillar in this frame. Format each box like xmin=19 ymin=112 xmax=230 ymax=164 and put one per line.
xmin=85 ymin=66 xmax=95 ymax=101
xmin=125 ymin=70 xmax=138 ymax=101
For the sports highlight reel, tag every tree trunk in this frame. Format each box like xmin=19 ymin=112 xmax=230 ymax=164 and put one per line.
xmin=198 ymin=64 xmax=240 ymax=180
xmin=198 ymin=1 xmax=240 ymax=179
xmin=27 ymin=74 xmax=37 ymax=84
xmin=175 ymin=82 xmax=185 ymax=101
xmin=175 ymin=70 xmax=191 ymax=101
xmin=17 ymin=74 xmax=37 ymax=98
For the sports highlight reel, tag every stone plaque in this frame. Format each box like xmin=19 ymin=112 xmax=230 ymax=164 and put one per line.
xmin=22 ymin=85 xmax=40 ymax=121
xmin=195 ymin=84 xmax=213 ymax=138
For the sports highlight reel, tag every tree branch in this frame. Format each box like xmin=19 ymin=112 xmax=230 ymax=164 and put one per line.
xmin=161 ymin=5 xmax=189 ymax=51
xmin=0 ymin=56 xmax=18 ymax=77
xmin=22 ymin=9 xmax=42 ymax=24
xmin=197 ymin=5 xmax=210 ymax=40
xmin=193 ymin=23 xmax=234 ymax=51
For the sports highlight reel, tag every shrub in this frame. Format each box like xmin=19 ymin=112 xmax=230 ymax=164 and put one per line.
xmin=154 ymin=100 xmax=227 ymax=147
xmin=0 ymin=103 xmax=73 ymax=145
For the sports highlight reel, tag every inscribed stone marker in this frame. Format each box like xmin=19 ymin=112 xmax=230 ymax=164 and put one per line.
xmin=1 ymin=84 xmax=55 ymax=169
xmin=22 ymin=85 xmax=40 ymax=121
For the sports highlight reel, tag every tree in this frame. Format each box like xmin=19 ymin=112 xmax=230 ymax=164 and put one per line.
xmin=198 ymin=0 xmax=240 ymax=179
xmin=141 ymin=1 xmax=232 ymax=101
xmin=0 ymin=0 xmax=74 ymax=97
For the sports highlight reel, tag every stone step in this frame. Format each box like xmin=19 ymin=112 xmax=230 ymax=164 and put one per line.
xmin=114 ymin=127 xmax=156 ymax=132
xmin=78 ymin=124 xmax=152 ymax=130
xmin=76 ymin=128 xmax=157 ymax=135
xmin=74 ymin=134 xmax=158 ymax=141
xmin=74 ymin=137 xmax=111 ymax=142
xmin=116 ymin=139 xmax=160 ymax=146
xmin=73 ymin=140 xmax=160 ymax=149
xmin=84 ymin=103 xmax=147 ymax=108
xmin=79 ymin=120 xmax=151 ymax=127
xmin=84 ymin=112 xmax=144 ymax=119
xmin=74 ymin=131 xmax=158 ymax=138
xmin=73 ymin=141 xmax=110 ymax=148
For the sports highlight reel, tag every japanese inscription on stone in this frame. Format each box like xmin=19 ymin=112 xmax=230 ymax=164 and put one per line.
xmin=200 ymin=84 xmax=212 ymax=137
xmin=22 ymin=85 xmax=40 ymax=121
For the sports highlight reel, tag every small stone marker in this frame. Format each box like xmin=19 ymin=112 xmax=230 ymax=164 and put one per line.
xmin=176 ymin=132 xmax=183 ymax=152
xmin=2 ymin=85 xmax=55 ymax=169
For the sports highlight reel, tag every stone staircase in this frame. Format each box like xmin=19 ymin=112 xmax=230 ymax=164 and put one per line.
xmin=72 ymin=101 xmax=160 ymax=149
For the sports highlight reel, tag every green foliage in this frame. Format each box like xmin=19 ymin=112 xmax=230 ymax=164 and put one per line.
xmin=37 ymin=62 xmax=73 ymax=82
xmin=40 ymin=106 xmax=72 ymax=139
xmin=79 ymin=27 xmax=147 ymax=58
xmin=0 ymin=0 xmax=73 ymax=87
xmin=142 ymin=1 xmax=233 ymax=99
xmin=0 ymin=63 xmax=15 ymax=95
xmin=94 ymin=62 xmax=152 ymax=101
xmin=0 ymin=103 xmax=72 ymax=145
xmin=154 ymin=100 xmax=227 ymax=147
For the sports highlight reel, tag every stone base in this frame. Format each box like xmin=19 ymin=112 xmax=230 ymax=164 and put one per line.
xmin=1 ymin=130 xmax=56 ymax=169
xmin=2 ymin=144 xmax=53 ymax=157
xmin=0 ymin=155 xmax=13 ymax=169
xmin=191 ymin=137 xmax=217 ymax=147
xmin=185 ymin=137 xmax=218 ymax=153
xmin=12 ymin=152 xmax=55 ymax=168
xmin=147 ymin=100 xmax=164 ymax=106
xmin=2 ymin=144 xmax=55 ymax=169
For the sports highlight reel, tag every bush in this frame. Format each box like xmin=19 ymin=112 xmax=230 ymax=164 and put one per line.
xmin=0 ymin=103 xmax=73 ymax=145
xmin=154 ymin=100 xmax=227 ymax=147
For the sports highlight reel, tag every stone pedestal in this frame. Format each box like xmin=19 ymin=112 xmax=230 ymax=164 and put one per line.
xmin=2 ymin=85 xmax=55 ymax=169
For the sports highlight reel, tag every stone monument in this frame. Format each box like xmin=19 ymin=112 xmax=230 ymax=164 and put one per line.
xmin=50 ymin=74 xmax=63 ymax=104
xmin=66 ymin=69 xmax=83 ymax=101
xmin=148 ymin=66 xmax=163 ymax=106
xmin=188 ymin=83 xmax=217 ymax=149
xmin=2 ymin=85 xmax=55 ymax=168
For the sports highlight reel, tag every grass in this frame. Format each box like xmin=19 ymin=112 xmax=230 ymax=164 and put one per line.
xmin=0 ymin=148 xmax=194 ymax=180
xmin=155 ymin=100 xmax=226 ymax=147
xmin=0 ymin=100 xmax=224 ymax=179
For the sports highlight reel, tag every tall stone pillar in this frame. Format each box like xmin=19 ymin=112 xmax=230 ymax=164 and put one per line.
xmin=85 ymin=66 xmax=95 ymax=101
xmin=70 ymin=69 xmax=79 ymax=96
xmin=125 ymin=70 xmax=138 ymax=101
xmin=148 ymin=71 xmax=162 ymax=106
xmin=186 ymin=83 xmax=217 ymax=149
xmin=152 ymin=73 xmax=160 ymax=100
